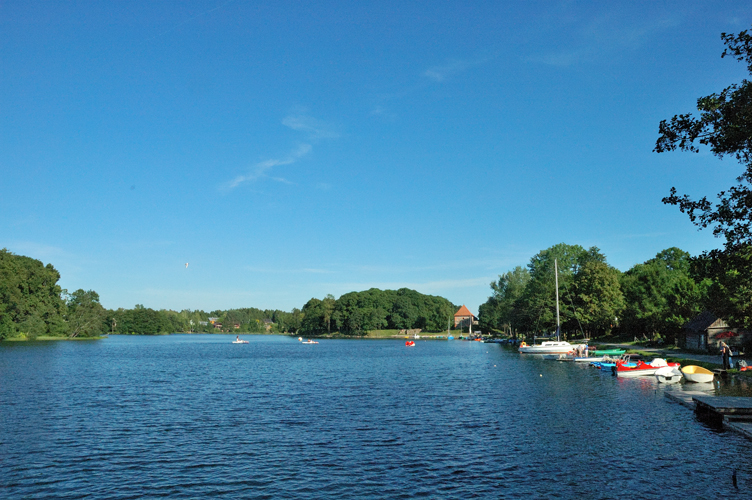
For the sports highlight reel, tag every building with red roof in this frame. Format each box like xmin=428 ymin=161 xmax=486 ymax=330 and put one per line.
xmin=454 ymin=305 xmax=475 ymax=328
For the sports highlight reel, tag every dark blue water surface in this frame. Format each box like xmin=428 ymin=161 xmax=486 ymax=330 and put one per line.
xmin=2 ymin=335 xmax=752 ymax=498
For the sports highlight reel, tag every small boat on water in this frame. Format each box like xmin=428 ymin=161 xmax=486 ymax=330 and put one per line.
xmin=232 ymin=340 xmax=249 ymax=344
xmin=405 ymin=341 xmax=416 ymax=347
xmin=615 ymin=358 xmax=680 ymax=378
xmin=655 ymin=366 xmax=682 ymax=384
xmin=593 ymin=349 xmax=626 ymax=356
xmin=298 ymin=337 xmax=319 ymax=344
xmin=681 ymin=365 xmax=714 ymax=383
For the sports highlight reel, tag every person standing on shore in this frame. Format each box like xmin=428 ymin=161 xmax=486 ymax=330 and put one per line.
xmin=721 ymin=342 xmax=731 ymax=370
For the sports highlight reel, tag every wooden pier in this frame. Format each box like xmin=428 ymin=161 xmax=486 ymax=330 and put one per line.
xmin=664 ymin=391 xmax=752 ymax=440
xmin=693 ymin=395 xmax=752 ymax=416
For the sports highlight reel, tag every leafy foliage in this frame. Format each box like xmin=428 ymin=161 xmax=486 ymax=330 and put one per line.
xmin=478 ymin=266 xmax=530 ymax=336
xmin=478 ymin=244 xmax=705 ymax=340
xmin=300 ymin=288 xmax=456 ymax=336
xmin=656 ymin=28 xmax=752 ymax=245
xmin=619 ymin=248 xmax=704 ymax=341
xmin=655 ymin=27 xmax=752 ymax=328
xmin=0 ymin=249 xmax=68 ymax=339
xmin=65 ymin=289 xmax=106 ymax=338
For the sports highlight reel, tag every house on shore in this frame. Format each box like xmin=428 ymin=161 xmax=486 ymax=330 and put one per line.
xmin=454 ymin=305 xmax=476 ymax=329
xmin=680 ymin=311 xmax=748 ymax=351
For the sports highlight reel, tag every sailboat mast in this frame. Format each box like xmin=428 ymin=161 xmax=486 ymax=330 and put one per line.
xmin=555 ymin=258 xmax=560 ymax=341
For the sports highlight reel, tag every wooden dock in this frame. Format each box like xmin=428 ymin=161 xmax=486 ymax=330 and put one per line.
xmin=693 ymin=395 xmax=752 ymax=416
xmin=663 ymin=391 xmax=752 ymax=441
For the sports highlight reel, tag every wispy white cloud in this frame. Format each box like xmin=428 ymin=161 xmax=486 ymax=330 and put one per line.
xmin=423 ymin=57 xmax=490 ymax=82
xmin=281 ymin=115 xmax=340 ymax=140
xmin=225 ymin=114 xmax=338 ymax=190
xmin=225 ymin=143 xmax=311 ymax=189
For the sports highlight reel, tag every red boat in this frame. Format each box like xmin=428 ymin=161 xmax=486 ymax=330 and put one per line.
xmin=405 ymin=341 xmax=416 ymax=347
xmin=614 ymin=358 xmax=680 ymax=378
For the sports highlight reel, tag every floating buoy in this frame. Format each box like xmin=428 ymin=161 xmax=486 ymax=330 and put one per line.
xmin=540 ymin=374 xmax=543 ymax=377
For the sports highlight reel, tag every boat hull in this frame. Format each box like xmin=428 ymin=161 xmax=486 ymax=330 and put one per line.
xmin=519 ymin=341 xmax=573 ymax=354
xmin=615 ymin=360 xmax=680 ymax=378
xmin=681 ymin=365 xmax=714 ymax=383
xmin=655 ymin=367 xmax=682 ymax=384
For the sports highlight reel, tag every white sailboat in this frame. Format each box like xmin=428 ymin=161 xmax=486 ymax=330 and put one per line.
xmin=519 ymin=259 xmax=573 ymax=354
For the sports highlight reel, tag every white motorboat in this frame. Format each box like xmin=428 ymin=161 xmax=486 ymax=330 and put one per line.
xmin=681 ymin=365 xmax=715 ymax=383
xmin=654 ymin=366 xmax=682 ymax=384
xmin=232 ymin=340 xmax=249 ymax=344
xmin=522 ymin=342 xmax=573 ymax=354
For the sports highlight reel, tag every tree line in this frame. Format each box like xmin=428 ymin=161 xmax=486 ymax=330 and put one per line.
xmin=298 ymin=288 xmax=457 ymax=335
xmin=0 ymin=248 xmax=456 ymax=339
xmin=477 ymin=243 xmax=706 ymax=342
xmin=0 ymin=248 xmax=299 ymax=339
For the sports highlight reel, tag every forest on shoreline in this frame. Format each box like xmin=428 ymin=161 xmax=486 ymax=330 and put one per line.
xmin=0 ymin=248 xmax=458 ymax=339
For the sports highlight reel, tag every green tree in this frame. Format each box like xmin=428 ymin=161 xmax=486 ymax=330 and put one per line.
xmin=322 ymin=294 xmax=336 ymax=333
xmin=300 ymin=298 xmax=326 ymax=334
xmin=519 ymin=243 xmax=600 ymax=336
xmin=479 ymin=266 xmax=530 ymax=336
xmin=65 ymin=289 xmax=106 ymax=338
xmin=655 ymin=27 xmax=752 ymax=327
xmin=0 ymin=249 xmax=68 ymax=339
xmin=571 ymin=260 xmax=624 ymax=338
xmin=620 ymin=248 xmax=703 ymax=341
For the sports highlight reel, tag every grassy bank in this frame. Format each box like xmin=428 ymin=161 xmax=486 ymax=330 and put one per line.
xmin=2 ymin=335 xmax=106 ymax=342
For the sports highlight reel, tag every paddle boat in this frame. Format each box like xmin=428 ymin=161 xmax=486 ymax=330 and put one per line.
xmin=405 ymin=341 xmax=416 ymax=347
xmin=298 ymin=337 xmax=318 ymax=344
xmin=614 ymin=358 xmax=680 ymax=378
xmin=681 ymin=365 xmax=715 ymax=383
xmin=233 ymin=336 xmax=249 ymax=344
xmin=654 ymin=366 xmax=682 ymax=384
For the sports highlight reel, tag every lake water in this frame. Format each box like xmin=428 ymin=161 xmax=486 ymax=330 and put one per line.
xmin=1 ymin=335 xmax=751 ymax=498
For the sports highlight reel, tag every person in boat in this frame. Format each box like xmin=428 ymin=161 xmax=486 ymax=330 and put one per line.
xmin=721 ymin=342 xmax=731 ymax=370
xmin=236 ymin=335 xmax=240 ymax=342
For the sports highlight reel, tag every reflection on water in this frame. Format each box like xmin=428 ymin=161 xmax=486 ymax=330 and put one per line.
xmin=1 ymin=335 xmax=751 ymax=498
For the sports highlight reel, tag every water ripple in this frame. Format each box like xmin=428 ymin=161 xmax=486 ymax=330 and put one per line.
xmin=1 ymin=335 xmax=751 ymax=498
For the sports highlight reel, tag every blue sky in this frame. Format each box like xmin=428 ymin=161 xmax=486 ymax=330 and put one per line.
xmin=2 ymin=1 xmax=751 ymax=314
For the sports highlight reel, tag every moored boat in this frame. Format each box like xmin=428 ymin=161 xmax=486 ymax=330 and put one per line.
xmin=519 ymin=259 xmax=572 ymax=355
xmin=519 ymin=341 xmax=573 ymax=354
xmin=681 ymin=365 xmax=714 ymax=383
xmin=615 ymin=358 xmax=680 ymax=378
xmin=593 ymin=349 xmax=626 ymax=356
xmin=655 ymin=366 xmax=682 ymax=384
